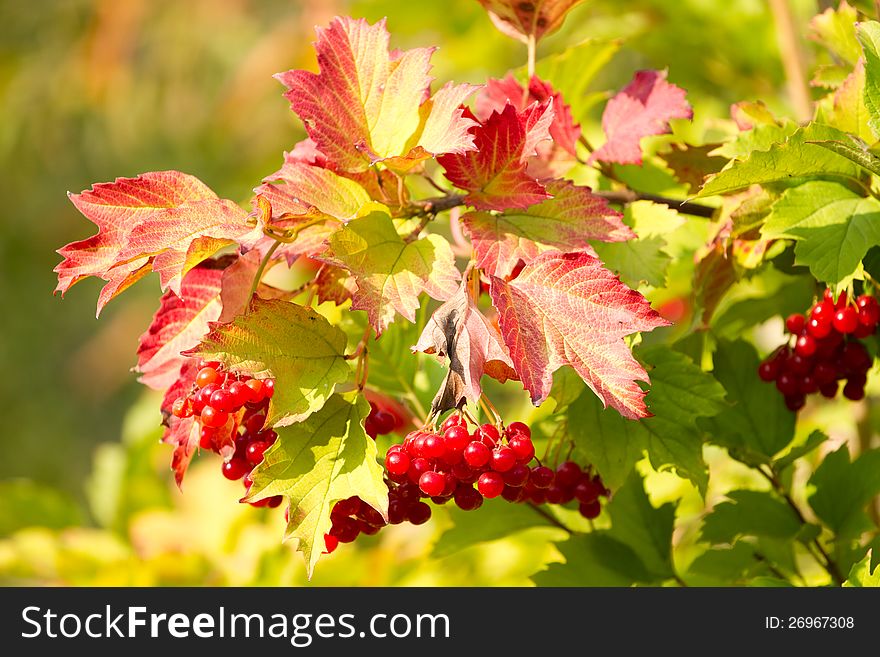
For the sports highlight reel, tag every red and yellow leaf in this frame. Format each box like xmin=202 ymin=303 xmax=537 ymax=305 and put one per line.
xmin=324 ymin=212 xmax=460 ymax=334
xmin=276 ymin=17 xmax=477 ymax=173
xmin=489 ymin=251 xmax=669 ymax=418
xmin=591 ymin=70 xmax=693 ymax=165
xmin=462 ymin=179 xmax=633 ymax=278
xmin=136 ymin=262 xmax=225 ymax=391
xmin=439 ymin=102 xmax=554 ymax=211
xmin=476 ymin=74 xmax=580 ymax=176
xmin=56 ymin=171 xmax=256 ymax=314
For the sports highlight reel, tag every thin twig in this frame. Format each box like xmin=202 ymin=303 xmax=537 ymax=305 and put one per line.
xmin=527 ymin=502 xmax=573 ymax=534
xmin=526 ymin=34 xmax=536 ymax=78
xmin=247 ymin=240 xmax=280 ymax=305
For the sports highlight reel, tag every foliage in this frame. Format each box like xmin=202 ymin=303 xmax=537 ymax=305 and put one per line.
xmin=16 ymin=0 xmax=880 ymax=587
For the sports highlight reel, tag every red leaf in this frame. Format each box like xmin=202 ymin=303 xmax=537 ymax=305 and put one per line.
xmin=591 ymin=70 xmax=693 ymax=166
xmin=276 ymin=17 xmax=477 ymax=172
xmin=413 ymin=281 xmax=518 ymax=413
xmin=136 ymin=263 xmax=225 ymax=391
xmin=462 ymin=179 xmax=633 ymax=278
xmin=489 ymin=251 xmax=669 ymax=418
xmin=477 ymin=1 xmax=584 ymax=43
xmin=439 ymin=102 xmax=554 ymax=211
xmin=476 ymin=74 xmax=580 ymax=176
xmin=56 ymin=171 xmax=256 ymax=314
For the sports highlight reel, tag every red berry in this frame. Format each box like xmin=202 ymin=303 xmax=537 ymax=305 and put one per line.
xmin=407 ymin=501 xmax=432 ymax=525
xmin=529 ymin=466 xmax=554 ymax=489
xmin=477 ymin=472 xmax=505 ymax=498
xmin=323 ymin=534 xmax=339 ymax=554
xmin=506 ymin=421 xmax=531 ymax=439
xmin=245 ymin=378 xmax=266 ymax=403
xmin=555 ymin=461 xmax=581 ymax=488
xmin=784 ymin=394 xmax=806 ymax=412
xmin=819 ymin=382 xmax=839 ymax=398
xmin=227 ymin=380 xmax=251 ymax=409
xmin=385 ymin=451 xmax=410 ymax=476
xmin=813 ymin=362 xmax=837 ymax=385
xmin=441 ymin=414 xmax=466 ymax=431
xmin=842 ymin=342 xmax=872 ymax=373
xmin=201 ymin=406 xmax=228 ymax=428
xmin=807 ymin=316 xmax=832 ymax=339
xmin=758 ymin=360 xmax=779 ymax=382
xmin=490 ymin=446 xmax=516 ymax=472
xmin=545 ymin=485 xmax=565 ymax=504
xmin=423 ymin=434 xmax=446 ymax=459
xmin=330 ymin=517 xmax=360 ymax=543
xmin=775 ymin=372 xmax=799 ymax=396
xmin=246 ymin=441 xmax=269 ymax=465
xmin=857 ymin=295 xmax=880 ymax=325
xmin=333 ymin=496 xmax=361 ymax=518
xmin=371 ymin=410 xmax=396 ymax=435
xmin=854 ymin=322 xmax=875 ymax=338
xmin=502 ymin=484 xmax=525 ymax=502
xmin=843 ymin=381 xmax=866 ymax=400
xmin=221 ymin=457 xmax=250 ymax=481
xmin=418 ymin=471 xmax=446 ymax=497
xmin=799 ymin=375 xmax=818 ymax=395
xmin=245 ymin=414 xmax=266 ymax=435
xmin=795 ymin=334 xmax=816 ymax=357
xmin=263 ymin=379 xmax=275 ymax=399
xmin=579 ymin=500 xmax=602 ymax=519
xmin=209 ymin=389 xmax=235 ymax=413
xmin=503 ymin=463 xmax=530 ymax=487
xmin=811 ymin=300 xmax=834 ymax=320
xmin=785 ymin=314 xmax=805 ymax=334
xmin=196 ymin=366 xmax=220 ymax=388
xmin=475 ymin=423 xmax=500 ymax=446
xmin=833 ymin=307 xmax=859 ymax=334
xmin=444 ymin=425 xmax=470 ymax=449
xmin=199 ymin=426 xmax=215 ymax=450
xmin=508 ymin=436 xmax=536 ymax=463
xmin=464 ymin=441 xmax=491 ymax=468
xmin=451 ymin=462 xmax=477 ymax=483
xmin=453 ymin=485 xmax=483 ymax=511
xmin=574 ymin=476 xmax=603 ymax=504
xmin=407 ymin=457 xmax=431 ymax=484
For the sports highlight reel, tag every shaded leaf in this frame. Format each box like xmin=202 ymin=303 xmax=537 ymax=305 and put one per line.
xmin=532 ymin=533 xmax=653 ymax=586
xmin=247 ymin=394 xmax=388 ymax=577
xmin=185 ymin=298 xmax=350 ymax=427
xmin=844 ymin=551 xmax=880 ymax=587
xmin=762 ymin=180 xmax=880 ymax=285
xmin=413 ymin=282 xmax=516 ymax=414
xmin=324 ymin=212 xmax=460 ymax=334
xmin=462 ymin=179 xmax=632 ymax=278
xmin=772 ymin=431 xmax=828 ymax=473
xmin=701 ymin=490 xmax=801 ymax=544
xmin=591 ymin=70 xmax=693 ymax=165
xmin=657 ymin=143 xmax=726 ymax=194
xmin=489 ymin=251 xmax=669 ymax=418
xmin=857 ymin=20 xmax=880 ymax=139
xmin=808 ymin=446 xmax=880 ymax=539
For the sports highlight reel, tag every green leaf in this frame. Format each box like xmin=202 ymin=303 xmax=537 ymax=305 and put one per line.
xmin=813 ymin=61 xmax=874 ymax=143
xmin=187 ymin=298 xmax=350 ymax=427
xmin=532 ymin=533 xmax=654 ymax=586
xmin=431 ymin=498 xmax=560 ymax=558
xmin=247 ymin=394 xmax=388 ymax=577
xmin=844 ymin=550 xmax=880 ymax=587
xmin=806 ymin=136 xmax=880 ymax=178
xmin=857 ymin=21 xmax=880 ymax=139
xmin=773 ymin=430 xmax=828 ymax=474
xmin=325 ymin=211 xmax=460 ymax=334
xmin=700 ymin=490 xmax=801 ymax=544
xmin=637 ymin=346 xmax=726 ymax=494
xmin=702 ymin=340 xmax=795 ymax=463
xmin=762 ymin=181 xmax=880 ymax=285
xmin=808 ymin=446 xmax=880 ymax=539
xmin=712 ymin=121 xmax=797 ymax=161
xmin=567 ymin=388 xmax=647 ymax=490
xmin=699 ymin=123 xmax=863 ymax=197
xmin=687 ymin=542 xmax=764 ymax=581
xmin=811 ymin=2 xmax=861 ymax=65
xmin=591 ymin=237 xmax=670 ymax=288
xmin=606 ymin=471 xmax=677 ymax=580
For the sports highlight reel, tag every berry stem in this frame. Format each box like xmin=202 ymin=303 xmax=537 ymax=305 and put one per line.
xmin=758 ymin=466 xmax=844 ymax=585
xmin=247 ymin=240 xmax=281 ymax=306
xmin=526 ymin=502 xmax=573 ymax=534
xmin=479 ymin=392 xmax=502 ymax=426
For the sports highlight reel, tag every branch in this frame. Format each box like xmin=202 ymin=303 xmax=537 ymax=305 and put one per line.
xmin=406 ymin=190 xmax=716 ymax=220
xmin=768 ymin=0 xmax=813 ymax=123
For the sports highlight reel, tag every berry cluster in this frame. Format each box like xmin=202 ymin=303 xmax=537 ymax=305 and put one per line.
xmin=170 ymin=363 xmax=282 ymax=507
xmin=321 ymin=415 xmax=609 ymax=552
xmin=758 ymin=291 xmax=877 ymax=410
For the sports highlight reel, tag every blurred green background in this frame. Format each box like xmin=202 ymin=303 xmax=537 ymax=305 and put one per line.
xmin=0 ymin=0 xmax=850 ymax=585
